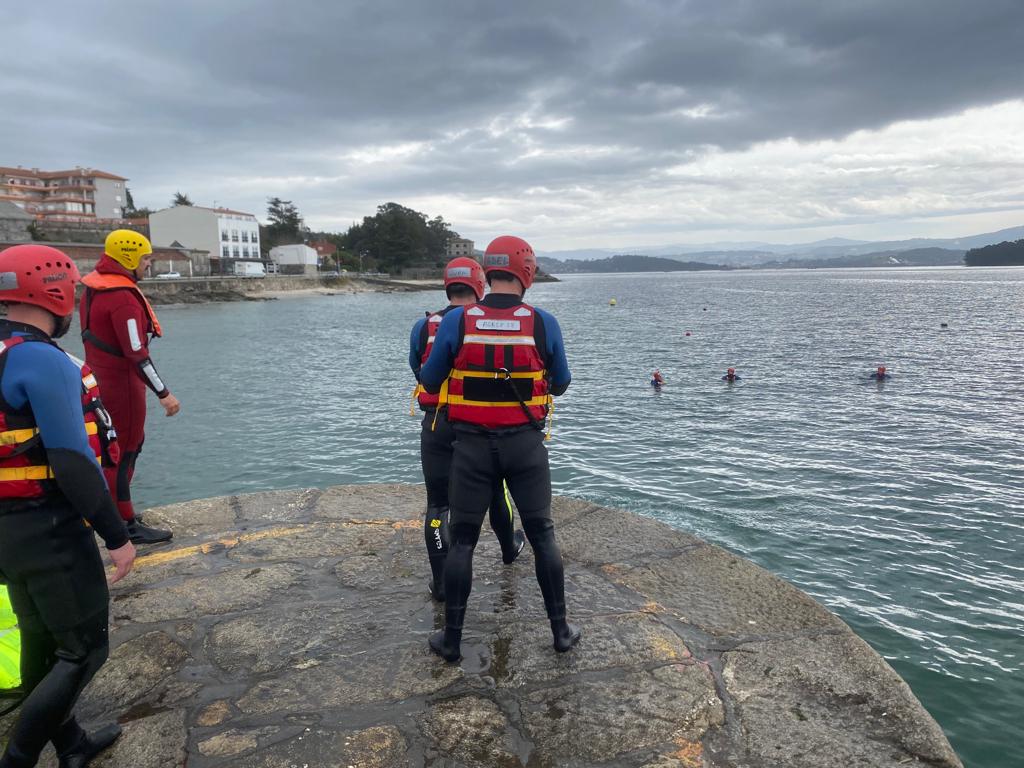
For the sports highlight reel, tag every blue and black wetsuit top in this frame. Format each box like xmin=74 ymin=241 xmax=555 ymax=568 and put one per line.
xmin=0 ymin=320 xmax=127 ymax=549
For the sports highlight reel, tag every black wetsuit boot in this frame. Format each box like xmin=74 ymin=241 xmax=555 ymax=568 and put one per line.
xmin=429 ymin=523 xmax=479 ymax=662
xmin=424 ymin=505 xmax=450 ymax=601
xmin=53 ymin=717 xmax=122 ymax=768
xmin=523 ymin=517 xmax=581 ymax=652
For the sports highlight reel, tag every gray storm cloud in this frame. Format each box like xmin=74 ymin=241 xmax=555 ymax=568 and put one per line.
xmin=3 ymin=0 xmax=1023 ymax=246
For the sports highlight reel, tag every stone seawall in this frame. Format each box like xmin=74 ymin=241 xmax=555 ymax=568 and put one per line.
xmin=0 ymin=484 xmax=962 ymax=767
xmin=139 ymin=275 xmax=323 ymax=304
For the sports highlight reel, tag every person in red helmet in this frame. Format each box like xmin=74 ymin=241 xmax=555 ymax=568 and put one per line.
xmin=722 ymin=367 xmax=741 ymax=382
xmin=409 ymin=257 xmax=525 ymax=601
xmin=419 ymin=235 xmax=579 ymax=662
xmin=0 ymin=244 xmax=135 ymax=768
xmin=870 ymin=365 xmax=892 ymax=381
xmin=79 ymin=230 xmax=179 ymax=545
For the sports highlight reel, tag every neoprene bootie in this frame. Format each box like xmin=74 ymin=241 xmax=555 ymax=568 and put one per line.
xmin=502 ymin=530 xmax=526 ymax=565
xmin=428 ymin=604 xmax=465 ymax=662
xmin=551 ymin=618 xmax=582 ymax=653
xmin=126 ymin=516 xmax=172 ymax=544
xmin=56 ymin=723 xmax=122 ymax=768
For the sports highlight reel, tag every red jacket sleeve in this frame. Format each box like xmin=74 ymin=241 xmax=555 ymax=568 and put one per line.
xmin=108 ymin=302 xmax=170 ymax=397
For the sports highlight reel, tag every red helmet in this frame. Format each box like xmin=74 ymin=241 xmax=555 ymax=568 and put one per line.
xmin=0 ymin=244 xmax=80 ymax=317
xmin=483 ymin=235 xmax=537 ymax=290
xmin=443 ymin=257 xmax=485 ymax=301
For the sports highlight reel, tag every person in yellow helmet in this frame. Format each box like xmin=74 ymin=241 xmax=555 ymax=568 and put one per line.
xmin=78 ymin=230 xmax=181 ymax=545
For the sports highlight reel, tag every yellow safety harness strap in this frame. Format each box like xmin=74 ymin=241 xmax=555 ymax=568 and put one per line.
xmin=447 ymin=369 xmax=544 ymax=381
xmin=0 ymin=422 xmax=97 ymax=447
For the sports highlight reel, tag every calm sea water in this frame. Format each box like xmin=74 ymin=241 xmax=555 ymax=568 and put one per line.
xmin=67 ymin=267 xmax=1023 ymax=768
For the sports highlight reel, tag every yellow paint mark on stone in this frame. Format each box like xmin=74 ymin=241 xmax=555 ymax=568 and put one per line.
xmin=650 ymin=635 xmax=686 ymax=661
xmin=392 ymin=519 xmax=421 ymax=530
xmin=134 ymin=525 xmax=306 ymax=568
xmin=669 ymin=738 xmax=704 ymax=767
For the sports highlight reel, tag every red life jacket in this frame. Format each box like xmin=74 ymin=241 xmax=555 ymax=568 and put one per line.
xmin=0 ymin=336 xmax=119 ymax=500
xmin=80 ymin=271 xmax=162 ymax=359
xmin=443 ymin=302 xmax=550 ymax=429
xmin=412 ymin=308 xmax=450 ymax=411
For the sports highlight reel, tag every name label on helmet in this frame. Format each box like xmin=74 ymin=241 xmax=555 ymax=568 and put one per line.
xmin=483 ymin=253 xmax=510 ymax=267
xmin=446 ymin=267 xmax=473 ymax=278
xmin=0 ymin=273 xmax=17 ymax=290
xmin=475 ymin=319 xmax=521 ymax=331
xmin=43 ymin=272 xmax=67 ymax=284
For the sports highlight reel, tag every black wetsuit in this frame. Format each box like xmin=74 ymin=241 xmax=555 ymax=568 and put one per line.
xmin=0 ymin=322 xmax=127 ymax=767
xmin=419 ymin=293 xmax=577 ymax=657
xmin=411 ymin=308 xmax=520 ymax=597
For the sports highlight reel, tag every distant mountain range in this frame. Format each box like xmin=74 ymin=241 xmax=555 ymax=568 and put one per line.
xmin=536 ymin=224 xmax=1024 ymax=270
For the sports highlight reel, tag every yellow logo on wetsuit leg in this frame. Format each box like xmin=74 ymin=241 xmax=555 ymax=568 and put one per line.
xmin=430 ymin=519 xmax=442 ymax=528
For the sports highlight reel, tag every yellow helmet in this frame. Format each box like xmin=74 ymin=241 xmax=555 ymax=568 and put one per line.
xmin=104 ymin=229 xmax=153 ymax=270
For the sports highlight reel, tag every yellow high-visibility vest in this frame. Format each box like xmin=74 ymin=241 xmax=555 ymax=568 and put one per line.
xmin=0 ymin=585 xmax=20 ymax=690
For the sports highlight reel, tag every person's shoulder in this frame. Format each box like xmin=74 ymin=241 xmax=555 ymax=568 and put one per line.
xmin=531 ymin=306 xmax=561 ymax=326
xmin=5 ymin=339 xmax=76 ymax=377
xmin=440 ymin=306 xmax=465 ymax=322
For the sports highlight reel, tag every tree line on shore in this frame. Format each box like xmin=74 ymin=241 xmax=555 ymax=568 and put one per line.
xmin=123 ymin=190 xmax=460 ymax=274
xmin=963 ymin=239 xmax=1024 ymax=266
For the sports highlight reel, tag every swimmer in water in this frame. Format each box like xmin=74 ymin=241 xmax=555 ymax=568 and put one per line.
xmin=870 ymin=365 xmax=891 ymax=381
xmin=651 ymin=369 xmax=665 ymax=387
xmin=722 ymin=367 xmax=740 ymax=382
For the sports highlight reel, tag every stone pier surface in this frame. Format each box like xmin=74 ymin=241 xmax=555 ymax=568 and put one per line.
xmin=2 ymin=484 xmax=961 ymax=767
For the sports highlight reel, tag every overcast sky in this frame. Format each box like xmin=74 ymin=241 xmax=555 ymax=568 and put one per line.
xmin=5 ymin=0 xmax=1024 ymax=250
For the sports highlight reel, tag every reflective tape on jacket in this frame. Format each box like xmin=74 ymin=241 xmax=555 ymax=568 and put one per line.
xmin=444 ymin=302 xmax=550 ymax=429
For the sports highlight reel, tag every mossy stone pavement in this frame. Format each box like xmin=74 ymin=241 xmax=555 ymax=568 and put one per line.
xmin=2 ymin=484 xmax=962 ymax=767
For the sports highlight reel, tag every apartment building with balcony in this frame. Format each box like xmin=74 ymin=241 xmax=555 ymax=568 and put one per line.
xmin=149 ymin=205 xmax=261 ymax=263
xmin=0 ymin=166 xmax=128 ymax=221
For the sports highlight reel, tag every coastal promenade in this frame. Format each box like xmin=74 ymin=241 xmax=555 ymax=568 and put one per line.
xmin=1 ymin=484 xmax=962 ymax=767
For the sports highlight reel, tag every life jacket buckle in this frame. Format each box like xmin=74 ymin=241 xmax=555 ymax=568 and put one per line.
xmin=495 ymin=367 xmax=511 ymax=381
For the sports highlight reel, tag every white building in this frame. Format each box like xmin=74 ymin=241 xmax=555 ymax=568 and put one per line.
xmin=269 ymin=244 xmax=318 ymax=275
xmin=149 ymin=205 xmax=260 ymax=262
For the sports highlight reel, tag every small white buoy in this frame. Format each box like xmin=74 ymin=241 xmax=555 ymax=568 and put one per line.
xmin=609 ymin=298 xmax=617 ymax=306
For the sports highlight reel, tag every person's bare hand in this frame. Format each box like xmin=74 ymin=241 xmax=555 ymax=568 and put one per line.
xmin=107 ymin=541 xmax=137 ymax=584
xmin=160 ymin=393 xmax=181 ymax=417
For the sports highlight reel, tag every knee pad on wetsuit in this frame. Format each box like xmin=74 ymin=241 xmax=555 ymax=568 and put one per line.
xmin=523 ymin=517 xmax=555 ymax=547
xmin=450 ymin=522 xmax=482 ymax=549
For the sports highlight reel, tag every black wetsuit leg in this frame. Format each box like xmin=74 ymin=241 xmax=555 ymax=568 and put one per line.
xmin=430 ymin=428 xmax=496 ymax=661
xmin=0 ymin=502 xmax=111 ymax=767
xmin=497 ymin=429 xmax=580 ymax=652
xmin=420 ymin=410 xmax=453 ymax=598
xmin=487 ymin=479 xmax=523 ymax=564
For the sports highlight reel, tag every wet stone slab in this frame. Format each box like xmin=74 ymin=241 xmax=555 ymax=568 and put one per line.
xmin=1 ymin=484 xmax=962 ymax=767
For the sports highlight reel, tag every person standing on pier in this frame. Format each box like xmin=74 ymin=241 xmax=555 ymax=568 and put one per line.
xmin=79 ymin=230 xmax=179 ymax=545
xmin=0 ymin=244 xmax=136 ymax=768
xmin=409 ymin=257 xmax=525 ymax=601
xmin=418 ymin=235 xmax=579 ymax=661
